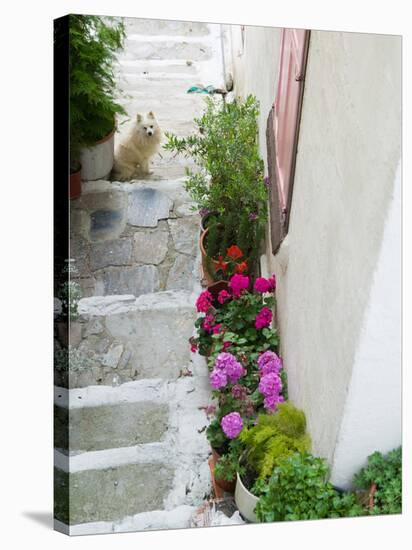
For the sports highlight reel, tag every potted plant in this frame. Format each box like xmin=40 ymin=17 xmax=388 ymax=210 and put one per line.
xmin=200 ymin=209 xmax=266 ymax=284
xmin=235 ymin=403 xmax=311 ymax=522
xmin=69 ymin=15 xmax=126 ymax=182
xmin=212 ymin=438 xmax=243 ymax=494
xmin=255 ymin=452 xmax=365 ymax=522
xmin=191 ymin=274 xmax=281 ymax=365
xmin=352 ymin=447 xmax=402 ymax=515
xmin=164 ymin=96 xmax=268 ymax=278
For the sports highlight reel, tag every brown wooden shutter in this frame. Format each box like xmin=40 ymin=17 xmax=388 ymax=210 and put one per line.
xmin=267 ymin=29 xmax=310 ymax=253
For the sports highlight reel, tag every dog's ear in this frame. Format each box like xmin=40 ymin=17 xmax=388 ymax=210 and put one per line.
xmin=136 ymin=113 xmax=142 ymax=123
xmin=148 ymin=111 xmax=155 ymax=119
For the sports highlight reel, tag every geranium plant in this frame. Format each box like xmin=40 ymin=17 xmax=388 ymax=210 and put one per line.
xmin=211 ymin=245 xmax=249 ymax=280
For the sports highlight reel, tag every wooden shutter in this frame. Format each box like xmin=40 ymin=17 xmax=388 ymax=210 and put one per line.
xmin=267 ymin=29 xmax=310 ymax=253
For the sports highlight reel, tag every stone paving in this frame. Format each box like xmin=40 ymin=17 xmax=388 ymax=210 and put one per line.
xmin=55 ymin=17 xmax=226 ymax=534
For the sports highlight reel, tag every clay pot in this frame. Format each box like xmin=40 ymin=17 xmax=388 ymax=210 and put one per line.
xmin=211 ymin=448 xmax=236 ymax=494
xmin=69 ymin=165 xmax=82 ymax=199
xmin=234 ymin=471 xmax=259 ymax=522
xmin=80 ymin=128 xmax=115 ymax=181
xmin=200 ymin=211 xmax=219 ymax=232
xmin=200 ymin=228 xmax=223 ymax=285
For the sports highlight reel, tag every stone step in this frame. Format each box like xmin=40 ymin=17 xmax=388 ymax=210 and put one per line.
xmin=59 ymin=505 xmax=196 ymax=535
xmin=121 ymin=39 xmax=213 ymax=62
xmin=54 ymin=375 xmax=212 ymax=527
xmin=123 ymin=18 xmax=211 ymax=37
xmin=54 ymin=463 xmax=173 ymax=525
xmin=54 ymin=401 xmax=169 ymax=453
xmin=61 ymin=292 xmax=197 ymax=388
xmin=117 ymin=58 xmax=198 ymax=75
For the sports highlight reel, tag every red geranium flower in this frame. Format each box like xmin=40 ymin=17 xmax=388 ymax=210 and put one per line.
xmin=226 ymin=245 xmax=244 ymax=260
xmin=235 ymin=261 xmax=248 ymax=274
xmin=216 ymin=255 xmax=228 ymax=271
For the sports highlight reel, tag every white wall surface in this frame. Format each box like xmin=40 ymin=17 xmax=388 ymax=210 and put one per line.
xmin=232 ymin=28 xmax=401 ymax=473
xmin=330 ymin=161 xmax=401 ymax=488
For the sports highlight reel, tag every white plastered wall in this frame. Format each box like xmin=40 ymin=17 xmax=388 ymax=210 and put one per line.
xmin=330 ymin=160 xmax=401 ymax=488
xmin=231 ymin=27 xmax=401 ymax=478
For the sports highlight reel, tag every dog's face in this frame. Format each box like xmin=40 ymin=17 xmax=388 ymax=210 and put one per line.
xmin=135 ymin=112 xmax=160 ymax=138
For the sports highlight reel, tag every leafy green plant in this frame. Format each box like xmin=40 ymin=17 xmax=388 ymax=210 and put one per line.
xmin=164 ymin=95 xmax=266 ymax=213
xmin=208 ymin=289 xmax=279 ymax=362
xmin=353 ymin=447 xmax=402 ymax=515
xmin=239 ymin=403 xmax=311 ymax=487
xmin=214 ymin=439 xmax=244 ymax=483
xmin=165 ymin=95 xmax=267 ymax=275
xmin=69 ymin=15 xmax=126 ymax=165
xmin=255 ymin=452 xmax=365 ymax=522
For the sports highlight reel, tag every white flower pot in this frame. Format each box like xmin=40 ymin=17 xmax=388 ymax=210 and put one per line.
xmin=80 ymin=129 xmax=115 ymax=181
xmin=234 ymin=471 xmax=259 ymax=522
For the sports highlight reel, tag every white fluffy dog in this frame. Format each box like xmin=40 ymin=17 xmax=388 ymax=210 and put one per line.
xmin=113 ymin=112 xmax=162 ymax=180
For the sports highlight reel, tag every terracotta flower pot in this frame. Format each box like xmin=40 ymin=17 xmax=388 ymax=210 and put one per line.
xmin=210 ymin=448 xmax=236 ymax=494
xmin=200 ymin=228 xmax=219 ymax=285
xmin=200 ymin=211 xmax=219 ymax=232
xmin=69 ymin=166 xmax=82 ymax=200
xmin=235 ymin=471 xmax=259 ymax=522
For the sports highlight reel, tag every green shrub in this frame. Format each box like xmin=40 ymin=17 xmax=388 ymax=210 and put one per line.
xmin=69 ymin=15 xmax=126 ymax=164
xmin=164 ymin=95 xmax=267 ymax=275
xmin=165 ymin=95 xmax=266 ymax=214
xmin=239 ymin=403 xmax=311 ymax=483
xmin=353 ymin=447 xmax=402 ymax=515
xmin=255 ymin=452 xmax=365 ymax=522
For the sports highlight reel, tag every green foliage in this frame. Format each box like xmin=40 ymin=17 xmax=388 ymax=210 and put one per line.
xmin=255 ymin=452 xmax=365 ymax=522
xmin=353 ymin=447 xmax=402 ymax=515
xmin=69 ymin=15 xmax=126 ymax=163
xmin=205 ymin=220 xmax=221 ymax=259
xmin=206 ymin=418 xmax=228 ymax=453
xmin=208 ymin=291 xmax=279 ymax=363
xmin=164 ymin=95 xmax=266 ymax=212
xmin=239 ymin=403 xmax=311 ymax=484
xmin=214 ymin=439 xmax=244 ymax=482
xmin=165 ymin=95 xmax=267 ymax=275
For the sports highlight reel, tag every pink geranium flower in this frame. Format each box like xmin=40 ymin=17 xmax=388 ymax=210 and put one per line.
xmin=221 ymin=412 xmax=243 ymax=439
xmin=255 ymin=307 xmax=273 ymax=329
xmin=203 ymin=314 xmax=215 ymax=333
xmin=196 ymin=290 xmax=213 ymax=313
xmin=229 ymin=274 xmax=250 ymax=297
xmin=254 ymin=277 xmax=272 ymax=294
xmin=258 ymin=350 xmax=283 ymax=376
xmin=212 ymin=323 xmax=222 ymax=334
xmin=218 ymin=289 xmax=231 ymax=304
xmin=268 ymin=274 xmax=277 ymax=292
xmin=209 ymin=369 xmax=228 ymax=389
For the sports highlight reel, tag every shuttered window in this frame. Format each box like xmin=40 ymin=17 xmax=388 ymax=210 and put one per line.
xmin=266 ymin=29 xmax=310 ymax=253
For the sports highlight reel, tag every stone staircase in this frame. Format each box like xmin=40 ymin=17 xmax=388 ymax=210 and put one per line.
xmin=54 ymin=17 xmax=225 ymax=534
